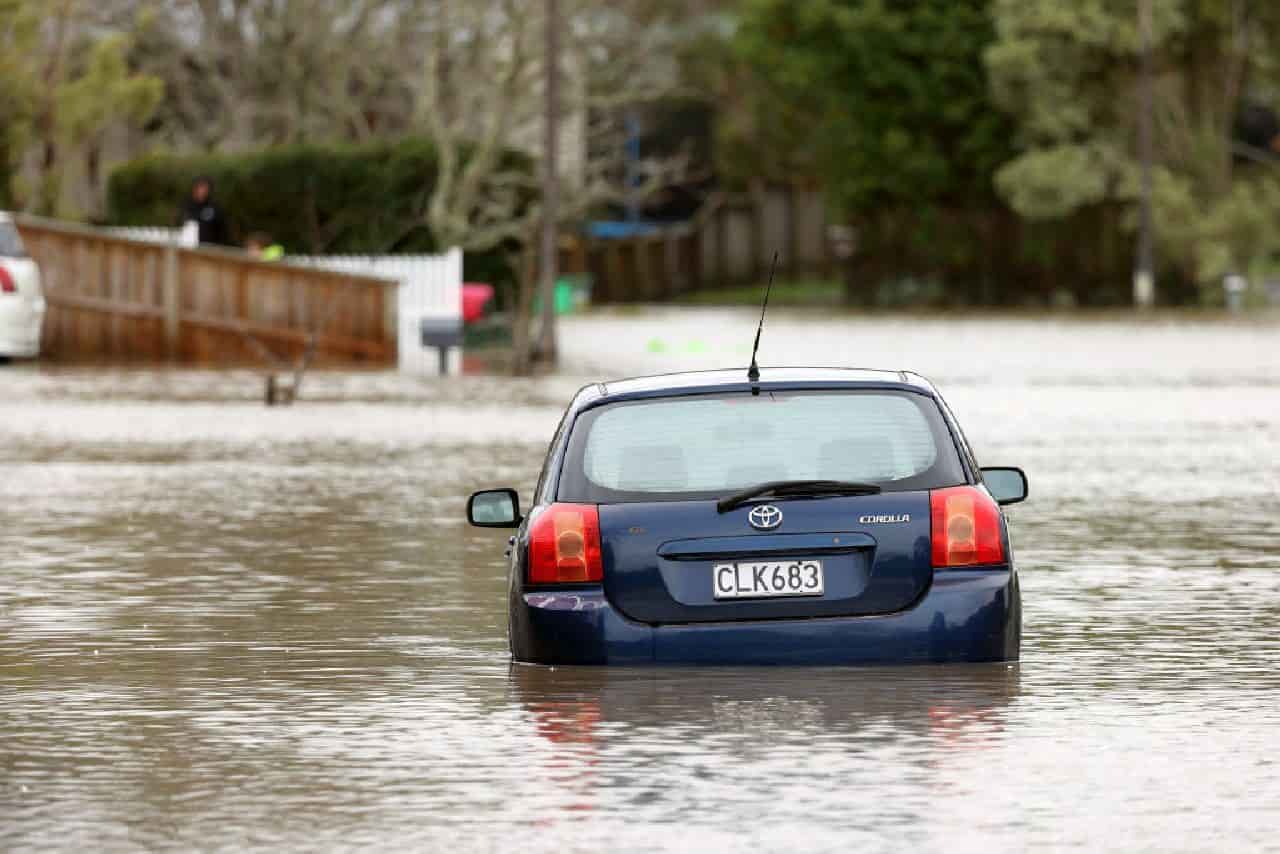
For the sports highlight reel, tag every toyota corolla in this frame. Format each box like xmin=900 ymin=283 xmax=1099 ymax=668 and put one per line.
xmin=468 ymin=368 xmax=1028 ymax=665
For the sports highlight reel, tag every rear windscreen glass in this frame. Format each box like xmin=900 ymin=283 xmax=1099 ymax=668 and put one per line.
xmin=558 ymin=391 xmax=966 ymax=502
xmin=0 ymin=222 xmax=25 ymax=257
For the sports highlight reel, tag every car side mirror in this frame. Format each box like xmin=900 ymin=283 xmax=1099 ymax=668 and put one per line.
xmin=981 ymin=467 xmax=1028 ymax=505
xmin=468 ymin=488 xmax=521 ymax=528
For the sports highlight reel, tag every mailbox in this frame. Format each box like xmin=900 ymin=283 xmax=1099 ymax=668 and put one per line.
xmin=420 ymin=317 xmax=463 ymax=375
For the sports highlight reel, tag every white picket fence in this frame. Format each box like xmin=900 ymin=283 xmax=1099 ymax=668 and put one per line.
xmin=300 ymin=251 xmax=463 ymax=375
xmin=105 ymin=224 xmax=198 ymax=247
xmin=101 ymin=226 xmax=463 ymax=374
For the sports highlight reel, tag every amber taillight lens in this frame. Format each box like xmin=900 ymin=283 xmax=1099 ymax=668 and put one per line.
xmin=528 ymin=503 xmax=603 ymax=584
xmin=930 ymin=486 xmax=1004 ymax=568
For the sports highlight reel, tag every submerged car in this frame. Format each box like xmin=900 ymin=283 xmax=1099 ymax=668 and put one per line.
xmin=468 ymin=368 xmax=1028 ymax=665
xmin=0 ymin=213 xmax=45 ymax=359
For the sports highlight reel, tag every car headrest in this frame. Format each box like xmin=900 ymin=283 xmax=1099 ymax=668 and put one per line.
xmin=617 ymin=445 xmax=688 ymax=491
xmin=818 ymin=436 xmax=897 ymax=482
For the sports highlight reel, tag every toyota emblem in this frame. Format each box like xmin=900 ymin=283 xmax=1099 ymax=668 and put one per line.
xmin=747 ymin=504 xmax=783 ymax=530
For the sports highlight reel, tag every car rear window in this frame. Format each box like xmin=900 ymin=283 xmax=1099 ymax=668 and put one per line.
xmin=0 ymin=221 xmax=26 ymax=257
xmin=557 ymin=390 xmax=967 ymax=502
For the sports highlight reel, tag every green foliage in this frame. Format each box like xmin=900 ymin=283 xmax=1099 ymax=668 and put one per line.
xmin=1193 ymin=177 xmax=1280 ymax=285
xmin=993 ymin=142 xmax=1127 ymax=219
xmin=108 ymin=137 xmax=527 ymax=293
xmin=721 ymin=0 xmax=1056 ymax=305
xmin=987 ymin=0 xmax=1280 ymax=293
xmin=714 ymin=0 xmax=1280 ymax=305
xmin=108 ymin=138 xmax=449 ymax=254
xmin=0 ymin=0 xmax=41 ymax=207
xmin=729 ymin=0 xmax=1015 ymax=212
xmin=57 ymin=35 xmax=163 ymax=145
xmin=0 ymin=0 xmax=163 ymax=215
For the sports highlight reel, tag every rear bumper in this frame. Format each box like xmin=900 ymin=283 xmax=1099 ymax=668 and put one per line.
xmin=510 ymin=568 xmax=1020 ymax=665
xmin=0 ymin=299 xmax=44 ymax=357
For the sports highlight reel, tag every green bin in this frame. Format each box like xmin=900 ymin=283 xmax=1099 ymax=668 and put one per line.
xmin=533 ymin=275 xmax=594 ymax=315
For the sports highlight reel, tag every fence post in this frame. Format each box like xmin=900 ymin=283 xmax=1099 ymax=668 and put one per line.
xmin=785 ymin=183 xmax=799 ymax=279
xmin=665 ymin=233 xmax=679 ymax=295
xmin=635 ymin=236 xmax=652 ymax=299
xmin=715 ymin=204 xmax=729 ymax=287
xmin=162 ymin=242 xmax=180 ymax=359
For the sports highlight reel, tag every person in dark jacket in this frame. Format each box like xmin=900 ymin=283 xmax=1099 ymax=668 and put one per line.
xmin=181 ymin=177 xmax=230 ymax=246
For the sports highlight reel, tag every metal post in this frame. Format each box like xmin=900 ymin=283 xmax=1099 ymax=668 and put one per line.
xmin=162 ymin=241 xmax=180 ymax=359
xmin=625 ymin=110 xmax=641 ymax=224
xmin=1134 ymin=0 xmax=1156 ymax=309
xmin=538 ymin=0 xmax=560 ymax=363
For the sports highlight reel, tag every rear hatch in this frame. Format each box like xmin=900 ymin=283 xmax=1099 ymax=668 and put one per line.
xmin=600 ymin=492 xmax=931 ymax=624
xmin=556 ymin=386 xmax=967 ymax=624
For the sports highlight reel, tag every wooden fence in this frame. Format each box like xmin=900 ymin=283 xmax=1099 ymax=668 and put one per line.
xmin=560 ymin=187 xmax=834 ymax=303
xmin=16 ymin=216 xmax=397 ymax=364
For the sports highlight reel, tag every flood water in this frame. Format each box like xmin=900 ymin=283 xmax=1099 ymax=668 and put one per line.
xmin=3 ymin=310 xmax=1279 ymax=851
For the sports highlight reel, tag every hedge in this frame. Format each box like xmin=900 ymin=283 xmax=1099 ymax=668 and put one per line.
xmin=106 ymin=137 xmax=531 ymax=260
xmin=108 ymin=138 xmax=534 ymax=301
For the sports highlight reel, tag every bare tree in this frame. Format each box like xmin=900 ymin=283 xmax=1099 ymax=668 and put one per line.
xmin=412 ymin=0 xmax=691 ymax=372
xmin=126 ymin=0 xmax=426 ymax=150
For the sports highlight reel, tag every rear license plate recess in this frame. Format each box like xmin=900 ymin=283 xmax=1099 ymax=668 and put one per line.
xmin=712 ymin=560 xmax=824 ymax=599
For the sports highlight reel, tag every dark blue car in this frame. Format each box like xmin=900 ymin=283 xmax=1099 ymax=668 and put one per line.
xmin=468 ymin=368 xmax=1028 ymax=665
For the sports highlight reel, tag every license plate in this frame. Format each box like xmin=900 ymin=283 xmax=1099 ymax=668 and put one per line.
xmin=712 ymin=560 xmax=824 ymax=599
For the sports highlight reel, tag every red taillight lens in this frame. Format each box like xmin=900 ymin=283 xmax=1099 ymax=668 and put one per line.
xmin=0 ymin=266 xmax=14 ymax=293
xmin=930 ymin=486 xmax=1004 ymax=568
xmin=529 ymin=503 xmax=603 ymax=584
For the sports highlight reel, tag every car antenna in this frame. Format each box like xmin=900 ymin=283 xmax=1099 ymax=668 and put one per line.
xmin=747 ymin=251 xmax=779 ymax=396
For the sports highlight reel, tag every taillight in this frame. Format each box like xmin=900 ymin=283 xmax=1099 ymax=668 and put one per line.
xmin=528 ymin=503 xmax=603 ymax=584
xmin=930 ymin=486 xmax=1004 ymax=568
xmin=0 ymin=266 xmax=14 ymax=293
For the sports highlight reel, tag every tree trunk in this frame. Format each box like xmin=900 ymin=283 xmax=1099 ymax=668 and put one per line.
xmin=86 ymin=142 xmax=103 ymax=219
xmin=536 ymin=0 xmax=561 ymax=367
xmin=0 ymin=136 xmax=12 ymax=209
xmin=37 ymin=141 xmax=61 ymax=217
xmin=843 ymin=217 xmax=876 ymax=307
xmin=511 ymin=240 xmax=540 ymax=376
xmin=748 ymin=178 xmax=767 ymax=282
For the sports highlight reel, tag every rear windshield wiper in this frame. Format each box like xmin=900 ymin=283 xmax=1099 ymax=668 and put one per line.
xmin=716 ymin=479 xmax=882 ymax=514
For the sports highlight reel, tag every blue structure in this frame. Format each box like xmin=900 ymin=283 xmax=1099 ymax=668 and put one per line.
xmin=585 ymin=220 xmax=662 ymax=240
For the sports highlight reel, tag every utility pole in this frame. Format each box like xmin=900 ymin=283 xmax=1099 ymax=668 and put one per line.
xmin=1134 ymin=0 xmax=1156 ymax=309
xmin=538 ymin=0 xmax=561 ymax=363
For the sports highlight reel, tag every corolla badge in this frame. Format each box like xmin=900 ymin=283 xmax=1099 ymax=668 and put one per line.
xmin=748 ymin=504 xmax=783 ymax=530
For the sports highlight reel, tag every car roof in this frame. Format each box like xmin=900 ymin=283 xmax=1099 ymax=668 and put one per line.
xmin=574 ymin=367 xmax=939 ymax=410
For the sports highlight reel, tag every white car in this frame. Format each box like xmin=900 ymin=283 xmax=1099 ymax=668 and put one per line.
xmin=0 ymin=213 xmax=46 ymax=358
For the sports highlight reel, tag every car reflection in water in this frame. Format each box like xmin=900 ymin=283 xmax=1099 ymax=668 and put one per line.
xmin=523 ymin=690 xmax=606 ymax=817
xmin=509 ymin=662 xmax=1020 ymax=819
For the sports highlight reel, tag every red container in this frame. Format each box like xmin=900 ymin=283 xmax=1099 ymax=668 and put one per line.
xmin=461 ymin=283 xmax=494 ymax=324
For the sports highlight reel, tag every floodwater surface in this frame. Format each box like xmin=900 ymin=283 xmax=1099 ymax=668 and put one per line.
xmin=2 ymin=312 xmax=1279 ymax=852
